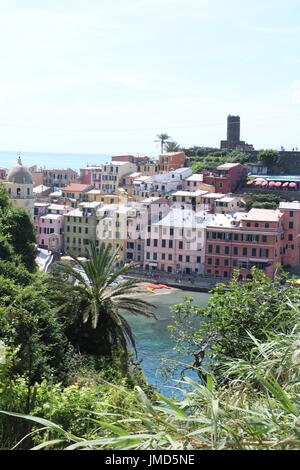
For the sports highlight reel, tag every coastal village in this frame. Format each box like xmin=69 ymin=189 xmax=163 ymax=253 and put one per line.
xmin=2 ymin=115 xmax=300 ymax=286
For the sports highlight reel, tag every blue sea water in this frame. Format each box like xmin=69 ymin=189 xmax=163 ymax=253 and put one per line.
xmin=0 ymin=150 xmax=110 ymax=172
xmin=125 ymin=289 xmax=210 ymax=396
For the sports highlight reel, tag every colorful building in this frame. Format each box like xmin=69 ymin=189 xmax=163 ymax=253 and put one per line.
xmin=144 ymin=209 xmax=213 ymax=275
xmin=203 ymin=163 xmax=247 ymax=194
xmin=61 ymin=183 xmax=94 ymax=207
xmin=64 ymin=201 xmax=101 ymax=256
xmin=204 ymin=208 xmax=286 ymax=280
xmin=42 ymin=168 xmax=78 ymax=189
xmin=157 ymin=152 xmax=186 ymax=172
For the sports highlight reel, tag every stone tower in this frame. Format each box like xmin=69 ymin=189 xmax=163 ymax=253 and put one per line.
xmin=5 ymin=156 xmax=35 ymax=218
xmin=227 ymin=115 xmax=240 ymax=146
xmin=220 ymin=115 xmax=254 ymax=151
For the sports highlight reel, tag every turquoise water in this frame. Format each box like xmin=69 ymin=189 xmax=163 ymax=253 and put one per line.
xmin=0 ymin=151 xmax=110 ymax=172
xmin=125 ymin=289 xmax=210 ymax=395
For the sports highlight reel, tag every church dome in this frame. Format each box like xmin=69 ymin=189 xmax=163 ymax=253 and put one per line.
xmin=7 ymin=157 xmax=33 ymax=185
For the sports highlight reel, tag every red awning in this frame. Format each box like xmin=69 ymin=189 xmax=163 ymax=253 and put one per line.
xmin=247 ymin=180 xmax=254 ymax=185
xmin=282 ymin=182 xmax=289 ymax=188
xmin=261 ymin=181 xmax=268 ymax=186
xmin=268 ymin=181 xmax=276 ymax=187
xmin=275 ymin=182 xmax=282 ymax=187
xmin=289 ymin=182 xmax=297 ymax=188
xmin=255 ymin=180 xmax=262 ymax=186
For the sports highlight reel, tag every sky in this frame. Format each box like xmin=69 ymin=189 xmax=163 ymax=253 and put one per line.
xmin=0 ymin=0 xmax=300 ymax=155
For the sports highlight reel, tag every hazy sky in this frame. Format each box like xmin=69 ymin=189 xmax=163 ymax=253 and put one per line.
xmin=0 ymin=0 xmax=300 ymax=155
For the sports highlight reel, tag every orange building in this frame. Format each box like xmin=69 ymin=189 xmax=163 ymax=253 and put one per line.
xmin=157 ymin=152 xmax=186 ymax=172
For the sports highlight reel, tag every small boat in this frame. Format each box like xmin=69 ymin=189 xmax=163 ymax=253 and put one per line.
xmin=144 ymin=284 xmax=171 ymax=291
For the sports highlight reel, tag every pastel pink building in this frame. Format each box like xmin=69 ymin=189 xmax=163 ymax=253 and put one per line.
xmin=144 ymin=209 xmax=213 ymax=275
xmin=35 ymin=203 xmax=71 ymax=253
xmin=80 ymin=166 xmax=102 ymax=189
xmin=125 ymin=197 xmax=170 ymax=264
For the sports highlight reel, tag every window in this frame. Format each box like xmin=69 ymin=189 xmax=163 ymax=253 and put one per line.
xmin=289 ymin=222 xmax=294 ymax=229
xmin=178 ymin=255 xmax=183 ymax=262
xmin=146 ymin=252 xmax=150 ymax=260
xmin=179 ymin=241 xmax=183 ymax=249
xmin=224 ymin=259 xmax=229 ymax=267
xmin=186 ymin=256 xmax=190 ymax=262
xmin=288 ymin=234 xmax=293 ymax=241
xmin=154 ymin=239 xmax=158 ymax=247
xmin=262 ymin=235 xmax=267 ymax=242
xmin=225 ymin=246 xmax=230 ymax=255
xmin=252 ymin=248 xmax=257 ymax=257
xmin=216 ymin=245 xmax=220 ymax=254
xmin=197 ymin=256 xmax=201 ymax=263
xmin=265 ymin=223 xmax=269 ymax=228
xmin=234 ymin=247 xmax=238 ymax=255
xmin=162 ymin=253 xmax=166 ymax=260
xmin=169 ymin=240 xmax=173 ymax=249
xmin=168 ymin=254 xmax=172 ymax=261
xmin=162 ymin=240 xmax=166 ymax=248
xmin=208 ymin=245 xmax=213 ymax=253
xmin=290 ymin=211 xmax=294 ymax=217
xmin=208 ymin=258 xmax=212 ymax=265
xmin=243 ymin=248 xmax=247 ymax=256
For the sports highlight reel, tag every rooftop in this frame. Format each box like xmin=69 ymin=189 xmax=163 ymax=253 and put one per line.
xmin=40 ymin=214 xmax=62 ymax=220
xmin=217 ymin=163 xmax=242 ymax=170
xmin=202 ymin=193 xmax=226 ymax=199
xmin=243 ymin=208 xmax=282 ymax=222
xmin=171 ymin=190 xmax=208 ymax=197
xmin=63 ymin=184 xmax=92 ymax=192
xmin=279 ymin=201 xmax=300 ymax=210
xmin=185 ymin=174 xmax=204 ymax=182
xmin=153 ymin=208 xmax=213 ymax=229
xmin=206 ymin=213 xmax=245 ymax=229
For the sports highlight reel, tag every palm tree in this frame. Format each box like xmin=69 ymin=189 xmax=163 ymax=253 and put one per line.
xmin=155 ymin=133 xmax=171 ymax=154
xmin=50 ymin=243 xmax=156 ymax=361
xmin=165 ymin=141 xmax=181 ymax=153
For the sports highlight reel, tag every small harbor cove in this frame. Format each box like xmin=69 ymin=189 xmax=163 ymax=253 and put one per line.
xmin=124 ymin=288 xmax=210 ymax=394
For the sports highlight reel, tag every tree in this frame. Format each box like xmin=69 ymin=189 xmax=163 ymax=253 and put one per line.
xmin=169 ymin=268 xmax=300 ymax=382
xmin=1 ymin=207 xmax=37 ymax=272
xmin=155 ymin=133 xmax=171 ymax=154
xmin=0 ymin=183 xmax=37 ymax=272
xmin=165 ymin=141 xmax=181 ymax=152
xmin=49 ymin=243 xmax=156 ymax=362
xmin=257 ymin=150 xmax=279 ymax=167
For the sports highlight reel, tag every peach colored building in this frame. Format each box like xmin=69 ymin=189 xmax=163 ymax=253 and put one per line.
xmin=279 ymin=202 xmax=300 ymax=267
xmin=204 ymin=209 xmax=286 ymax=280
xmin=157 ymin=152 xmax=186 ymax=172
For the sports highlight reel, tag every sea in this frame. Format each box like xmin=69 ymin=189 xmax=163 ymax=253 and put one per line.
xmin=125 ymin=289 xmax=210 ymax=397
xmin=0 ymin=150 xmax=111 ymax=172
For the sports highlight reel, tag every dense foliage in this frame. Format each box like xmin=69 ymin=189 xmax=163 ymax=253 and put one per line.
xmin=169 ymin=268 xmax=300 ymax=381
xmin=0 ymin=184 xmax=36 ymax=271
xmin=2 ymin=323 xmax=300 ymax=450
xmin=185 ymin=148 xmax=253 ymax=174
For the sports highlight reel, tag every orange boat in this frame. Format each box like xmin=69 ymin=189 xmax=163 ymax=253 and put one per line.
xmin=145 ymin=284 xmax=171 ymax=292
